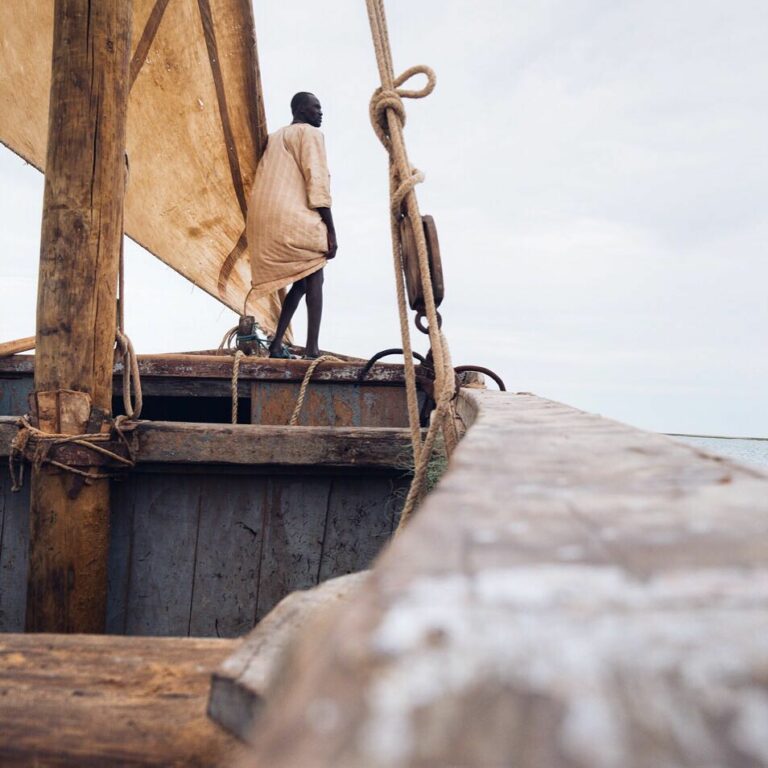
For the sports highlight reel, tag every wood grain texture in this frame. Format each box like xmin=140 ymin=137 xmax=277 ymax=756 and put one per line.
xmin=208 ymin=572 xmax=368 ymax=742
xmin=255 ymin=477 xmax=333 ymax=621
xmin=0 ymin=377 xmax=33 ymax=416
xmin=188 ymin=474 xmax=267 ymax=638
xmin=123 ymin=473 xmax=202 ymax=636
xmin=27 ymin=0 xmax=131 ymax=633
xmin=0 ymin=467 xmax=30 ymax=631
xmin=0 ymin=633 xmax=242 ymax=766
xmin=317 ymin=475 xmax=407 ymax=582
xmin=238 ymin=391 xmax=768 ymax=768
xmin=0 ymin=337 xmax=35 ymax=358
xmin=105 ymin=476 xmax=137 ymax=634
xmin=131 ymin=422 xmax=419 ymax=467
xmin=101 ymin=467 xmax=402 ymax=637
xmin=0 ymin=355 xmax=409 ymax=385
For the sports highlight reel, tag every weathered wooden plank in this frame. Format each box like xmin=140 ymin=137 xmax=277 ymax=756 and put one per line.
xmin=0 ymin=378 xmax=33 ymax=416
xmin=1 ymin=417 xmax=420 ymax=467
xmin=251 ymin=382 xmax=416 ymax=428
xmin=132 ymin=422 xmax=419 ymax=467
xmin=255 ymin=477 xmax=332 ymax=620
xmin=105 ymin=477 xmax=136 ymax=634
xmin=0 ymin=467 xmax=29 ymax=631
xmin=188 ymin=474 xmax=267 ymax=638
xmin=318 ymin=475 xmax=406 ymax=582
xmin=208 ymin=572 xmax=367 ymax=742
xmin=238 ymin=391 xmax=768 ymax=768
xmin=0 ymin=633 xmax=241 ymax=766
xmin=0 ymin=354 xmax=411 ymax=384
xmin=123 ymin=473 xmax=202 ymax=636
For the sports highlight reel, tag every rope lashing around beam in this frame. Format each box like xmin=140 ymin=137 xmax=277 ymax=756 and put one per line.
xmin=8 ymin=190 xmax=143 ymax=489
xmin=366 ymin=0 xmax=459 ymax=531
xmin=8 ymin=415 xmax=136 ymax=492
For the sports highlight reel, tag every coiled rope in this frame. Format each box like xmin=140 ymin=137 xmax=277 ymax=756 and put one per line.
xmin=366 ymin=0 xmax=459 ymax=531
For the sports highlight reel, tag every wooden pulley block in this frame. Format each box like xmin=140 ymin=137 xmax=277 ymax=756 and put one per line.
xmin=399 ymin=214 xmax=444 ymax=313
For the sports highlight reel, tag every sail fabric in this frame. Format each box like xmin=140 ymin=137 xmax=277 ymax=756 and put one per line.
xmin=0 ymin=1 xmax=281 ymax=332
xmin=248 ymin=124 xmax=330 ymax=299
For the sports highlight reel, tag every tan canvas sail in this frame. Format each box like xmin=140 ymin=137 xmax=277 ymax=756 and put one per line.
xmin=0 ymin=1 xmax=282 ymax=332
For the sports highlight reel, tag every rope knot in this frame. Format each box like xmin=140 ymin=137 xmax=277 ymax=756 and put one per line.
xmin=369 ymin=65 xmax=436 ymax=150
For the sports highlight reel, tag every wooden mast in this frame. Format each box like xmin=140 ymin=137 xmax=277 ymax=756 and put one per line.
xmin=26 ymin=0 xmax=132 ymax=632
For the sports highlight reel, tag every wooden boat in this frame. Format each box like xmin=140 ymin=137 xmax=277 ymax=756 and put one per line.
xmin=0 ymin=352 xmax=424 ymax=636
xmin=2 ymin=2 xmax=768 ymax=767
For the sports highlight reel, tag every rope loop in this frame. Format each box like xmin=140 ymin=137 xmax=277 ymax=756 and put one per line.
xmin=393 ymin=65 xmax=436 ymax=98
xmin=115 ymin=329 xmax=143 ymax=420
xmin=391 ymin=167 xmax=425 ymax=214
xmin=369 ymin=65 xmax=436 ymax=151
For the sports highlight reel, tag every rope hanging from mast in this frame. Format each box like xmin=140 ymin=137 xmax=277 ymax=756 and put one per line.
xmin=365 ymin=0 xmax=459 ymax=531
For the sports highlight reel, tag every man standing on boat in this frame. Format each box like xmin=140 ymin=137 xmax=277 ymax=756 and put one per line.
xmin=247 ymin=92 xmax=337 ymax=359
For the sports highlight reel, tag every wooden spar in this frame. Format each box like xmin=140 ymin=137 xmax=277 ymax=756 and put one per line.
xmin=0 ymin=337 xmax=35 ymax=358
xmin=26 ymin=0 xmax=132 ymax=632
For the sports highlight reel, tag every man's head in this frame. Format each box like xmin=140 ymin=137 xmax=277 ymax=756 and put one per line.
xmin=291 ymin=92 xmax=323 ymax=128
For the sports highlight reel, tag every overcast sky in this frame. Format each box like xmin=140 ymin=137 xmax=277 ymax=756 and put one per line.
xmin=1 ymin=0 xmax=766 ymax=437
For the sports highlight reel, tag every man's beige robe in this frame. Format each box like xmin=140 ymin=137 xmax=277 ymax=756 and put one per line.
xmin=247 ymin=123 xmax=331 ymax=298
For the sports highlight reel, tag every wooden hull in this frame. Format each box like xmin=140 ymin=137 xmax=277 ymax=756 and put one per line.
xmin=0 ymin=355 xmax=422 ymax=636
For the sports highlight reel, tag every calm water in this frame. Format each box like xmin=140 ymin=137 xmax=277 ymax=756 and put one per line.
xmin=671 ymin=435 xmax=768 ymax=472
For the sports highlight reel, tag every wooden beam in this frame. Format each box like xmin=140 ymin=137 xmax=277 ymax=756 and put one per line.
xmin=132 ymin=422 xmax=416 ymax=467
xmin=236 ymin=391 xmax=768 ymax=767
xmin=0 ymin=417 xmax=417 ymax=468
xmin=208 ymin=573 xmax=367 ymax=741
xmin=0 ymin=633 xmax=240 ymax=766
xmin=0 ymin=354 xmax=412 ymax=385
xmin=0 ymin=337 xmax=35 ymax=358
xmin=26 ymin=0 xmax=132 ymax=633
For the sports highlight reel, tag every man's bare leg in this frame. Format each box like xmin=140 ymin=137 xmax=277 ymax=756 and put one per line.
xmin=304 ymin=269 xmax=324 ymax=357
xmin=269 ymin=278 xmax=306 ymax=356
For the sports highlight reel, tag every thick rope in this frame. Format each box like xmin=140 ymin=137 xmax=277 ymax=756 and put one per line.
xmin=289 ymin=356 xmax=340 ymax=426
xmin=9 ymin=415 xmax=135 ymax=492
xmin=366 ymin=0 xmax=458 ymax=529
xmin=117 ymin=203 xmax=142 ymax=419
xmin=219 ymin=325 xmax=239 ymax=352
xmin=231 ymin=350 xmax=245 ymax=424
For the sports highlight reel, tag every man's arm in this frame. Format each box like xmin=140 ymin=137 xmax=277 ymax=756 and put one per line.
xmin=317 ymin=207 xmax=337 ymax=259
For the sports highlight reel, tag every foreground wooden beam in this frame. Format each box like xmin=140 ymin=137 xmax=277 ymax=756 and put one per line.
xmin=235 ymin=390 xmax=768 ymax=767
xmin=27 ymin=0 xmax=131 ymax=632
xmin=0 ymin=633 xmax=241 ymax=766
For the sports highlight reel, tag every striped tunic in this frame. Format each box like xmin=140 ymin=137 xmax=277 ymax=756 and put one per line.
xmin=247 ymin=123 xmax=331 ymax=298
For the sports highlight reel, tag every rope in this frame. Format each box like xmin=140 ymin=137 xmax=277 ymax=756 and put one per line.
xmin=116 ymin=191 xmax=142 ymax=419
xmin=8 ymin=415 xmax=135 ymax=492
xmin=231 ymin=350 xmax=245 ymax=424
xmin=366 ymin=0 xmax=458 ymax=530
xmin=219 ymin=325 xmax=239 ymax=352
xmin=289 ymin=356 xmax=340 ymax=426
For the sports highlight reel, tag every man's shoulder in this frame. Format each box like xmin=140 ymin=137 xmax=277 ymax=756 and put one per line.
xmin=283 ymin=123 xmax=324 ymax=139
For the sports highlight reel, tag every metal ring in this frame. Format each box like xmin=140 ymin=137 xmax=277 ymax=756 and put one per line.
xmin=358 ymin=348 xmax=428 ymax=381
xmin=415 ymin=310 xmax=442 ymax=334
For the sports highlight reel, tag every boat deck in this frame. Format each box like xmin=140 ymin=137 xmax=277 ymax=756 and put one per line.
xmin=0 ymin=633 xmax=242 ymax=767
